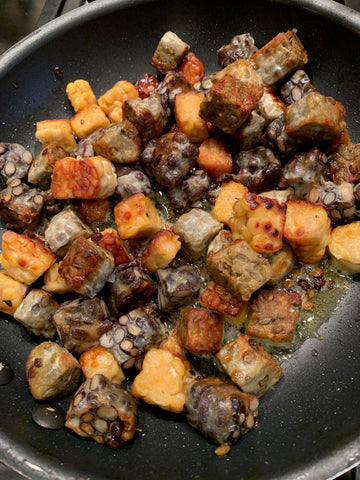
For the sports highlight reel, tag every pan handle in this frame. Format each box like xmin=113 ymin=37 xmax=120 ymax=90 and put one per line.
xmin=36 ymin=0 xmax=88 ymax=27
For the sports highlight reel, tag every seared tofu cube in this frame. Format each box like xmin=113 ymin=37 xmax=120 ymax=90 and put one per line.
xmin=26 ymin=341 xmax=81 ymax=400
xmin=66 ymin=79 xmax=97 ymax=113
xmin=157 ymin=265 xmax=201 ymax=312
xmin=0 ymin=270 xmax=29 ymax=315
xmin=200 ymin=281 xmax=248 ymax=325
xmin=14 ymin=288 xmax=58 ymax=338
xmin=217 ymin=33 xmax=258 ymax=68
xmin=284 ymin=91 xmax=346 ymax=143
xmin=151 ymin=31 xmax=190 ymax=74
xmin=42 ymin=262 xmax=73 ymax=294
xmin=114 ymin=192 xmax=163 ymax=240
xmin=122 ymin=93 xmax=168 ymax=143
xmin=178 ymin=51 xmax=204 ymax=85
xmin=53 ymin=297 xmax=112 ymax=356
xmin=328 ymin=221 xmax=360 ymax=273
xmin=267 ymin=244 xmax=296 ymax=285
xmin=207 ymin=238 xmax=272 ymax=301
xmin=92 ymin=120 xmax=142 ymax=164
xmin=106 ymin=261 xmax=156 ymax=315
xmin=252 ymin=30 xmax=308 ymax=85
xmin=91 ymin=228 xmax=131 ymax=266
xmin=284 ymin=199 xmax=331 ymax=264
xmin=256 ymin=88 xmax=286 ymax=123
xmin=132 ymin=348 xmax=187 ymax=413
xmin=330 ymin=142 xmax=360 ymax=184
xmin=35 ymin=119 xmax=76 ymax=153
xmin=280 ymin=69 xmax=315 ymax=106
xmin=97 ymin=80 xmax=139 ymax=123
xmin=59 ymin=236 xmax=114 ymax=297
xmin=230 ymin=193 xmax=286 ymax=254
xmin=0 ymin=230 xmax=56 ymax=285
xmin=44 ymin=208 xmax=93 ymax=257
xmin=51 ymin=155 xmax=117 ymax=200
xmin=173 ymin=208 xmax=223 ymax=260
xmin=70 ymin=105 xmax=110 ymax=140
xmin=212 ymin=180 xmax=248 ymax=225
xmin=246 ymin=289 xmax=301 ymax=345
xmin=141 ymin=229 xmax=181 ymax=272
xmin=177 ymin=306 xmax=223 ymax=354
xmin=0 ymin=180 xmax=44 ymax=231
xmin=175 ymin=91 xmax=209 ymax=142
xmin=216 ymin=334 xmax=282 ymax=396
xmin=197 ymin=136 xmax=233 ymax=179
xmin=28 ymin=144 xmax=67 ymax=190
xmin=79 ymin=345 xmax=125 ymax=384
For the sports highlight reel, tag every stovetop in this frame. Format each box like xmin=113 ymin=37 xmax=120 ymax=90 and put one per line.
xmin=0 ymin=0 xmax=359 ymax=478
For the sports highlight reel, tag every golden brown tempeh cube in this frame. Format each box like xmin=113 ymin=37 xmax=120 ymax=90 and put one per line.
xmin=59 ymin=236 xmax=115 ymax=297
xmin=0 ymin=230 xmax=56 ymax=285
xmin=246 ymin=289 xmax=301 ymax=345
xmin=177 ymin=306 xmax=223 ymax=355
xmin=97 ymin=80 xmax=139 ymax=123
xmin=66 ymin=79 xmax=97 ymax=113
xmin=28 ymin=144 xmax=67 ymax=190
xmin=330 ymin=142 xmax=360 ymax=184
xmin=26 ymin=341 xmax=81 ymax=401
xmin=70 ymin=105 xmax=110 ymax=140
xmin=200 ymin=281 xmax=248 ymax=325
xmin=35 ymin=119 xmax=76 ymax=153
xmin=284 ymin=91 xmax=346 ymax=143
xmin=216 ymin=334 xmax=282 ymax=396
xmin=151 ymin=31 xmax=190 ymax=74
xmin=114 ymin=192 xmax=163 ymax=240
xmin=212 ymin=181 xmax=248 ymax=225
xmin=141 ymin=229 xmax=181 ymax=272
xmin=0 ymin=270 xmax=29 ymax=315
xmin=252 ymin=29 xmax=308 ymax=85
xmin=175 ymin=91 xmax=209 ymax=143
xmin=14 ymin=288 xmax=59 ymax=338
xmin=50 ymin=156 xmax=117 ymax=199
xmin=79 ymin=345 xmax=125 ymax=384
xmin=132 ymin=347 xmax=187 ymax=413
xmin=207 ymin=238 xmax=272 ymax=301
xmin=284 ymin=199 xmax=331 ymax=264
xmin=91 ymin=228 xmax=132 ymax=266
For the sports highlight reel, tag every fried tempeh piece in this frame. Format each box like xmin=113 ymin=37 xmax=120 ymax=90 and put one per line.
xmin=151 ymin=31 xmax=190 ymax=74
xmin=28 ymin=144 xmax=67 ymax=190
xmin=200 ymin=281 xmax=248 ymax=325
xmin=0 ymin=230 xmax=56 ymax=285
xmin=91 ymin=228 xmax=131 ymax=266
xmin=50 ymin=155 xmax=117 ymax=199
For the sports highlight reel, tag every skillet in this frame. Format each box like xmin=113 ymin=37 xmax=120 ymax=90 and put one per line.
xmin=0 ymin=0 xmax=360 ymax=478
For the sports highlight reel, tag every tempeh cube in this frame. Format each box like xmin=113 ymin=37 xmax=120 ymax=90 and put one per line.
xmin=157 ymin=265 xmax=201 ymax=312
xmin=115 ymin=169 xmax=153 ymax=201
xmin=35 ymin=119 xmax=76 ymax=153
xmin=114 ymin=192 xmax=163 ymax=240
xmin=14 ymin=288 xmax=58 ymax=338
xmin=79 ymin=346 xmax=125 ymax=384
xmin=156 ymin=71 xmax=193 ymax=110
xmin=0 ymin=270 xmax=29 ymax=315
xmin=53 ymin=297 xmax=113 ymax=356
xmin=246 ymin=289 xmax=301 ymax=345
xmin=0 ymin=179 xmax=44 ymax=231
xmin=256 ymin=88 xmax=286 ymax=123
xmin=44 ymin=207 xmax=93 ymax=256
xmin=175 ymin=91 xmax=209 ymax=142
xmin=66 ymin=79 xmax=97 ymax=113
xmin=177 ymin=306 xmax=223 ymax=355
xmin=141 ymin=229 xmax=181 ymax=272
xmin=207 ymin=238 xmax=272 ymax=301
xmin=284 ymin=199 xmax=331 ymax=264
xmin=135 ymin=73 xmax=160 ymax=99
xmin=132 ymin=348 xmax=187 ymax=413
xmin=92 ymin=120 xmax=142 ymax=164
xmin=178 ymin=51 xmax=204 ymax=85
xmin=28 ymin=144 xmax=67 ymax=189
xmin=231 ymin=111 xmax=266 ymax=150
xmin=70 ymin=105 xmax=110 ymax=140
xmin=106 ymin=262 xmax=156 ymax=315
xmin=0 ymin=230 xmax=56 ymax=285
xmin=91 ymin=228 xmax=131 ymax=266
xmin=0 ymin=142 xmax=33 ymax=185
xmin=212 ymin=180 xmax=248 ymax=225
xmin=284 ymin=91 xmax=346 ymax=143
xmin=50 ymin=155 xmax=117 ymax=199
xmin=59 ymin=236 xmax=115 ymax=297
xmin=217 ymin=33 xmax=258 ymax=68
xmin=26 ymin=341 xmax=81 ymax=400
xmin=151 ymin=31 xmax=190 ymax=74
xmin=122 ymin=93 xmax=168 ymax=143
xmin=42 ymin=262 xmax=73 ymax=294
xmin=230 ymin=193 xmax=286 ymax=254
xmin=200 ymin=281 xmax=248 ymax=325
xmin=97 ymin=80 xmax=139 ymax=123
xmin=252 ymin=30 xmax=308 ymax=85
xmin=207 ymin=229 xmax=234 ymax=257
xmin=76 ymin=198 xmax=111 ymax=225
xmin=280 ymin=70 xmax=315 ymax=106
xmin=330 ymin=142 xmax=360 ymax=184
xmin=267 ymin=244 xmax=296 ymax=285
xmin=216 ymin=334 xmax=282 ymax=396
xmin=173 ymin=208 xmax=223 ymax=260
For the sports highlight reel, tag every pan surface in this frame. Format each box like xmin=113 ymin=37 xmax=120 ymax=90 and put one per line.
xmin=0 ymin=0 xmax=360 ymax=479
